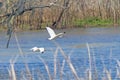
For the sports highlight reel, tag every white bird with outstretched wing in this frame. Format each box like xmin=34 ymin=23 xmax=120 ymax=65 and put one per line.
xmin=46 ymin=27 xmax=65 ymax=40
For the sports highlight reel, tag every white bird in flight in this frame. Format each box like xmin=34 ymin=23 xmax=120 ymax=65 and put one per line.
xmin=30 ymin=47 xmax=45 ymax=53
xmin=46 ymin=27 xmax=65 ymax=40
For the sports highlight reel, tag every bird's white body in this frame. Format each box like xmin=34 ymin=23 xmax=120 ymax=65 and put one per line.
xmin=30 ymin=47 xmax=45 ymax=53
xmin=46 ymin=27 xmax=64 ymax=40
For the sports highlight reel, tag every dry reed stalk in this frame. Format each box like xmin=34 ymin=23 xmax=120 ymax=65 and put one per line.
xmin=8 ymin=54 xmax=19 ymax=80
xmin=100 ymin=54 xmax=108 ymax=80
xmin=7 ymin=67 xmax=12 ymax=80
xmin=52 ymin=40 xmax=79 ymax=80
xmin=22 ymin=75 xmax=27 ymax=80
xmin=116 ymin=66 xmax=120 ymax=79
xmin=53 ymin=47 xmax=59 ymax=79
xmin=56 ymin=57 xmax=66 ymax=80
xmin=116 ymin=60 xmax=120 ymax=78
xmin=101 ymin=52 xmax=112 ymax=80
xmin=85 ymin=68 xmax=91 ymax=80
xmin=90 ymin=45 xmax=98 ymax=80
xmin=86 ymin=43 xmax=92 ymax=80
xmin=37 ymin=55 xmax=53 ymax=80
xmin=59 ymin=47 xmax=80 ymax=80
xmin=36 ymin=68 xmax=45 ymax=80
xmin=24 ymin=63 xmax=32 ymax=80
xmin=116 ymin=60 xmax=120 ymax=67
xmin=9 ymin=60 xmax=16 ymax=80
xmin=60 ymin=59 xmax=65 ymax=80
xmin=14 ymin=32 xmax=23 ymax=55
xmin=104 ymin=68 xmax=112 ymax=80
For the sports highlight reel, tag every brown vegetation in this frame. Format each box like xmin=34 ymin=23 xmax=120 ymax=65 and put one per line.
xmin=0 ymin=0 xmax=120 ymax=30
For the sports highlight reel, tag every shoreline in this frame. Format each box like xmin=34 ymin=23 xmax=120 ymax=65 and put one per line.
xmin=0 ymin=24 xmax=119 ymax=33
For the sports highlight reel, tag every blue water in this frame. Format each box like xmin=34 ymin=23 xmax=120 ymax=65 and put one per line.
xmin=0 ymin=27 xmax=120 ymax=80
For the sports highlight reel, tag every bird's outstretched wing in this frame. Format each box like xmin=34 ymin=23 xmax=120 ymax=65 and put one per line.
xmin=46 ymin=27 xmax=56 ymax=37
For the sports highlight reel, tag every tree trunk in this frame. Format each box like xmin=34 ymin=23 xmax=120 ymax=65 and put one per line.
xmin=52 ymin=0 xmax=70 ymax=28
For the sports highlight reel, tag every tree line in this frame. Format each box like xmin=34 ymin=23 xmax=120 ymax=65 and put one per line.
xmin=0 ymin=0 xmax=120 ymax=31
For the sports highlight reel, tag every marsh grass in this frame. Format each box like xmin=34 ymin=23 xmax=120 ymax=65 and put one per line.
xmin=74 ymin=17 xmax=113 ymax=27
xmin=3 ymin=33 xmax=120 ymax=80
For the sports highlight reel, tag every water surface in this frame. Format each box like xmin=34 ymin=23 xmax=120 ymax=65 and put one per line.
xmin=0 ymin=27 xmax=120 ymax=80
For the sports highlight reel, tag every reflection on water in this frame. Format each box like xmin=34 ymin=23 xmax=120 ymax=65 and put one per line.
xmin=0 ymin=27 xmax=120 ymax=79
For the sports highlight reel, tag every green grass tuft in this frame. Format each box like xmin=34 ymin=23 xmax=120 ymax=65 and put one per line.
xmin=74 ymin=17 xmax=113 ymax=27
